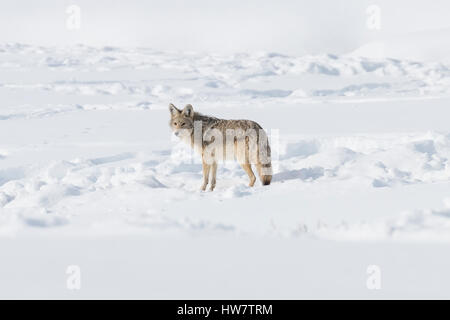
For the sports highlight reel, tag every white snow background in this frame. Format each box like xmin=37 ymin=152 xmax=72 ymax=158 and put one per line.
xmin=1 ymin=1 xmax=450 ymax=299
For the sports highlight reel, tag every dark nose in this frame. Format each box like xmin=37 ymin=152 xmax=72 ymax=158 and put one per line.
xmin=174 ymin=131 xmax=179 ymax=136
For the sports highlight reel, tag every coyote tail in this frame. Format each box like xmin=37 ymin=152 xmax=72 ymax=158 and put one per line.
xmin=256 ymin=138 xmax=272 ymax=186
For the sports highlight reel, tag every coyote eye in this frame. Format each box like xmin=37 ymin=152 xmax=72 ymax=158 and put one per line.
xmin=173 ymin=122 xmax=177 ymax=125
xmin=181 ymin=122 xmax=186 ymax=126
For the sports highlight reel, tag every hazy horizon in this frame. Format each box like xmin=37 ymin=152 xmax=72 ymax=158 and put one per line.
xmin=1 ymin=0 xmax=450 ymax=55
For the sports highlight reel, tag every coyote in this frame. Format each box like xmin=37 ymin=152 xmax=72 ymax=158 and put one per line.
xmin=169 ymin=103 xmax=272 ymax=191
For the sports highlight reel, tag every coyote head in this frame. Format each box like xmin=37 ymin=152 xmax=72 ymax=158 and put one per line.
xmin=169 ymin=103 xmax=195 ymax=138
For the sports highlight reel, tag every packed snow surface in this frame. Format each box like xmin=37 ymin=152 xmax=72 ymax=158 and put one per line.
xmin=1 ymin=43 xmax=450 ymax=298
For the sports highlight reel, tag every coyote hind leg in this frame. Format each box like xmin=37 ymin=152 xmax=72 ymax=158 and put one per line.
xmin=240 ymin=162 xmax=256 ymax=187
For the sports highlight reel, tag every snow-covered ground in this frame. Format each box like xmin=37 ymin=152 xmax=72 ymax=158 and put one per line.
xmin=1 ymin=43 xmax=450 ymax=298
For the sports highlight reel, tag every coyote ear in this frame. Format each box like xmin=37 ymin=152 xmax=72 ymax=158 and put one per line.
xmin=169 ymin=103 xmax=181 ymax=116
xmin=182 ymin=104 xmax=194 ymax=119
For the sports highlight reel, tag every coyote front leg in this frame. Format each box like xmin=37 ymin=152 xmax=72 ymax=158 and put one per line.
xmin=201 ymin=159 xmax=211 ymax=191
xmin=210 ymin=161 xmax=217 ymax=191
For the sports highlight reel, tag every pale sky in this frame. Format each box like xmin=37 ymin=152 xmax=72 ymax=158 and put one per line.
xmin=0 ymin=0 xmax=449 ymax=54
